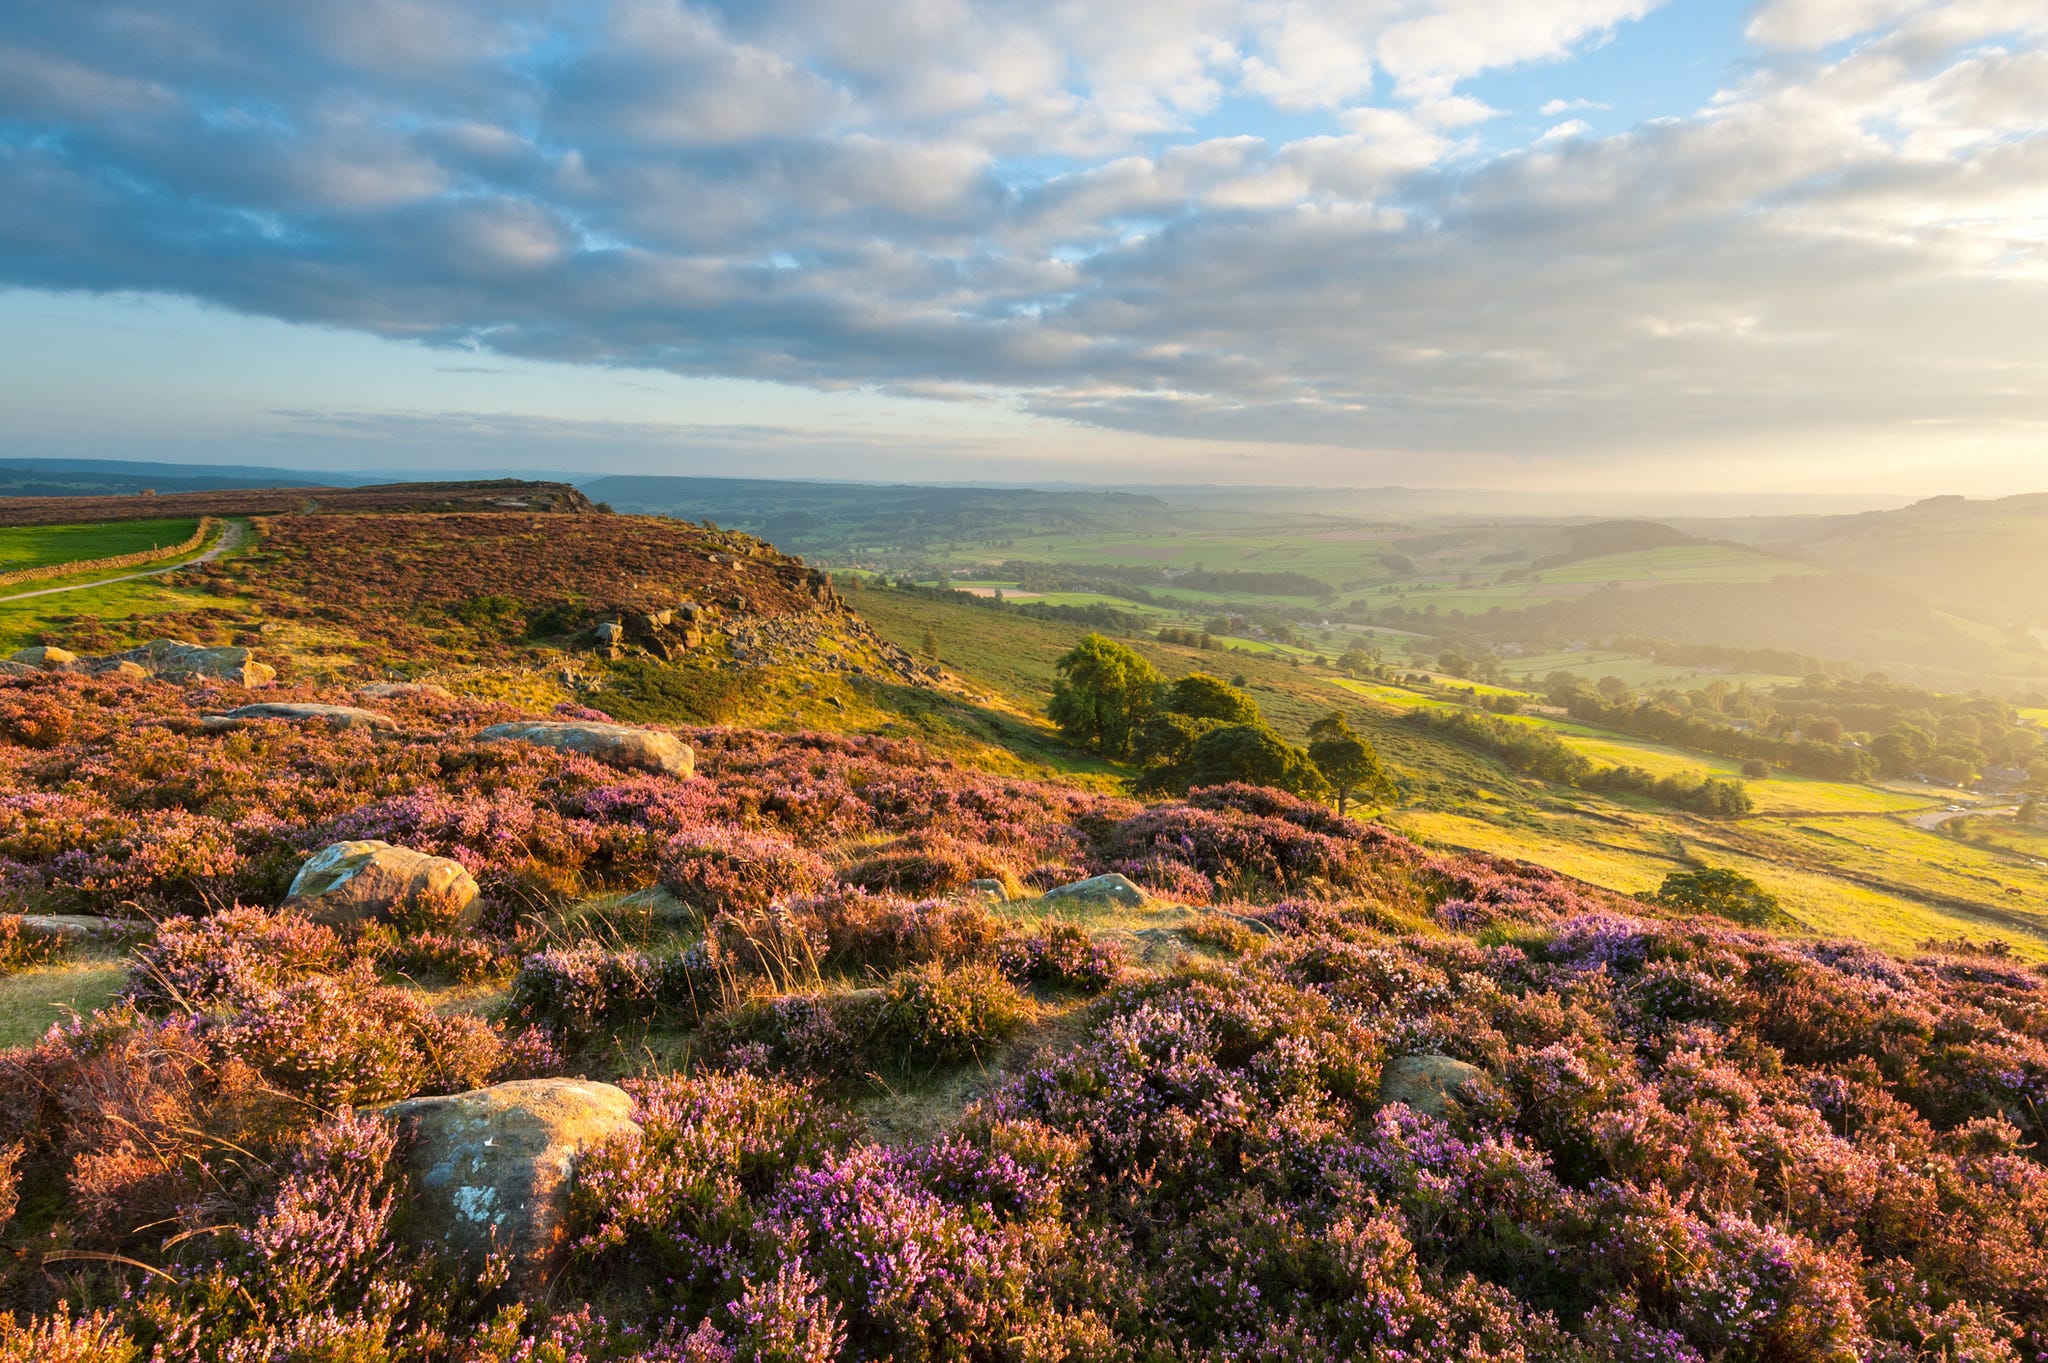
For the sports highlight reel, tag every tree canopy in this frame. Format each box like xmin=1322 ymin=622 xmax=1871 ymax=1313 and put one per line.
xmin=1306 ymin=712 xmax=1396 ymax=815
xmin=1048 ymin=634 xmax=1162 ymax=757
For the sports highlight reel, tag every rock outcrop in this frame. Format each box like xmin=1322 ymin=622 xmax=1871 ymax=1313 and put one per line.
xmin=8 ymin=646 xmax=77 ymax=670
xmin=1377 ymin=1054 xmax=1485 ymax=1119
xmin=384 ymin=1079 xmax=640 ymax=1282
xmin=478 ymin=719 xmax=693 ymax=778
xmin=286 ymin=840 xmax=480 ymax=927
xmin=1040 ymin=872 xmax=1147 ymax=908
xmin=203 ymin=702 xmax=397 ymax=731
xmin=114 ymin=640 xmax=276 ymax=686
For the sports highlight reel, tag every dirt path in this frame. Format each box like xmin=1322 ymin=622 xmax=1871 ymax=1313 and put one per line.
xmin=0 ymin=520 xmax=245 ymax=604
xmin=1912 ymin=804 xmax=2017 ymax=831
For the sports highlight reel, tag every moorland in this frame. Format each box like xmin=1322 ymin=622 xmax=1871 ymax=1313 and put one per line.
xmin=0 ymin=480 xmax=2043 ymax=1360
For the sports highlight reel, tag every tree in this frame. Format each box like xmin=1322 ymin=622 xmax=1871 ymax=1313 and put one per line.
xmin=1437 ymin=650 xmax=1473 ymax=679
xmin=1048 ymin=634 xmax=1161 ymax=757
xmin=1132 ymin=711 xmax=1219 ymax=769
xmin=1740 ymin=759 xmax=1772 ymax=779
xmin=1596 ymin=675 xmax=1632 ymax=704
xmin=1307 ymin=712 xmax=1395 ymax=816
xmin=1175 ymin=724 xmax=1328 ymax=801
xmin=1166 ymin=673 xmax=1260 ymax=724
xmin=921 ymin=624 xmax=941 ymax=664
xmin=1655 ymin=867 xmax=1785 ymax=927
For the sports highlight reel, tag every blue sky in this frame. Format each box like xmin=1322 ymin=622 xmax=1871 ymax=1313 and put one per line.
xmin=0 ymin=0 xmax=2043 ymax=491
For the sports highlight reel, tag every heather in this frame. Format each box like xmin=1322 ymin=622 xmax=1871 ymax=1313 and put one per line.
xmin=1 ymin=669 xmax=2046 ymax=1359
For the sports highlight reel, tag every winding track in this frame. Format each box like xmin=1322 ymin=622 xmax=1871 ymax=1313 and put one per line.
xmin=0 ymin=519 xmax=246 ymax=604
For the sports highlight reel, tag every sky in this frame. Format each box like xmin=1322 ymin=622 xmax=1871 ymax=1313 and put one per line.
xmin=0 ymin=0 xmax=2043 ymax=492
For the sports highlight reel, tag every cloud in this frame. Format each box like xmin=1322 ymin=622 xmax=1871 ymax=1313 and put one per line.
xmin=0 ymin=0 xmax=2043 ymax=477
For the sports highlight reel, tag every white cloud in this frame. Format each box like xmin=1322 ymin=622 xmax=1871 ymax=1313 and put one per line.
xmin=0 ymin=0 xmax=2043 ymax=480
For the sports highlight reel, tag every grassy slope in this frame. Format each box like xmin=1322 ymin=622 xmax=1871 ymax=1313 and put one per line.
xmin=0 ymin=517 xmax=201 ymax=572
xmin=856 ymin=584 xmax=2048 ymax=959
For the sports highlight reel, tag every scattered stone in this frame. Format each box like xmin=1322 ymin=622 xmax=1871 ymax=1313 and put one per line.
xmin=113 ymin=640 xmax=276 ymax=686
xmin=203 ymin=702 xmax=397 ymax=731
xmin=478 ymin=719 xmax=693 ymax=778
xmin=359 ymin=681 xmax=454 ymax=700
xmin=967 ymin=878 xmax=1011 ymax=902
xmin=1040 ymin=872 xmax=1146 ymax=908
xmin=384 ymin=1078 xmax=640 ymax=1283
xmin=286 ymin=840 xmax=480 ymax=927
xmin=13 ymin=913 xmax=135 ymax=945
xmin=1377 ymin=1054 xmax=1485 ymax=1119
xmin=100 ymin=660 xmax=150 ymax=681
xmin=9 ymin=646 xmax=77 ymax=670
xmin=0 ymin=661 xmax=38 ymax=677
xmin=594 ymin=621 xmax=624 ymax=645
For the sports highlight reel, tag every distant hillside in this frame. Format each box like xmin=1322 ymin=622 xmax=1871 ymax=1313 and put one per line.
xmin=579 ymin=475 xmax=1184 ymax=556
xmin=1698 ymin=493 xmax=2048 ymax=631
xmin=0 ymin=458 xmax=344 ymax=497
xmin=1531 ymin=519 xmax=1698 ymax=569
xmin=0 ymin=478 xmax=591 ymax=527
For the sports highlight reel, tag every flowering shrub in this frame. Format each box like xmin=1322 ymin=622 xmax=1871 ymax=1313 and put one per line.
xmin=878 ymin=962 xmax=1030 ymax=1066
xmin=3 ymin=670 xmax=2048 ymax=1360
xmin=660 ymin=829 xmax=832 ymax=915
xmin=998 ymin=922 xmax=1126 ymax=993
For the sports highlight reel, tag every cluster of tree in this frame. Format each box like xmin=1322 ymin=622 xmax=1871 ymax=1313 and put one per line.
xmin=1545 ymin=681 xmax=1874 ymax=782
xmin=1048 ymin=635 xmax=1394 ymax=812
xmin=1155 ymin=626 xmax=1228 ymax=651
xmin=1407 ymin=708 xmax=1753 ymax=816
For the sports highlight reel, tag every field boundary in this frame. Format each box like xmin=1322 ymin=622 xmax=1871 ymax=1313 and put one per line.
xmin=0 ymin=517 xmax=216 ymax=589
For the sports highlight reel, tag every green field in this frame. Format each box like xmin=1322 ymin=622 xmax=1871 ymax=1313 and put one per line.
xmin=0 ymin=520 xmax=245 ymax=651
xmin=0 ymin=517 xmax=200 ymax=573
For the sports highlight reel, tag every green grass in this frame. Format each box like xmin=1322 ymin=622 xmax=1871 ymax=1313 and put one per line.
xmin=0 ymin=959 xmax=127 ymax=1048
xmin=0 ymin=518 xmax=201 ymax=573
xmin=0 ymin=520 xmax=247 ymax=652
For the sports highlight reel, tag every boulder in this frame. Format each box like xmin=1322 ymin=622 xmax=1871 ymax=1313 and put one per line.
xmin=478 ymin=720 xmax=693 ymax=778
xmin=115 ymin=640 xmax=275 ymax=686
xmin=0 ymin=661 xmax=37 ymax=677
xmin=95 ymin=660 xmax=150 ymax=681
xmin=12 ymin=913 xmax=133 ymax=945
xmin=385 ymin=1079 xmax=640 ymax=1281
xmin=205 ymin=702 xmax=397 ymax=731
xmin=1040 ymin=872 xmax=1146 ymax=908
xmin=9 ymin=646 xmax=77 ymax=670
xmin=286 ymin=840 xmax=480 ymax=927
xmin=967 ymin=878 xmax=1011 ymax=903
xmin=359 ymin=681 xmax=453 ymax=700
xmin=1378 ymin=1054 xmax=1485 ymax=1119
xmin=593 ymin=621 xmax=624 ymax=646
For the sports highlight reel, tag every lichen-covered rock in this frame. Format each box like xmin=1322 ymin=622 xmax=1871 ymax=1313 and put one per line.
xmin=204 ymin=702 xmax=397 ymax=730
xmin=1041 ymin=872 xmax=1146 ymax=907
xmin=114 ymin=639 xmax=276 ymax=686
xmin=358 ymin=681 xmax=453 ymax=700
xmin=13 ymin=913 xmax=134 ymax=945
xmin=478 ymin=719 xmax=693 ymax=778
xmin=967 ymin=878 xmax=1011 ymax=902
xmin=286 ymin=840 xmax=480 ymax=927
xmin=385 ymin=1079 xmax=640 ymax=1281
xmin=9 ymin=646 xmax=77 ymax=670
xmin=1378 ymin=1054 xmax=1484 ymax=1119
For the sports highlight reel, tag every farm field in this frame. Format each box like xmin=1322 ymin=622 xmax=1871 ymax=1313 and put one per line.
xmin=0 ymin=516 xmax=200 ymax=572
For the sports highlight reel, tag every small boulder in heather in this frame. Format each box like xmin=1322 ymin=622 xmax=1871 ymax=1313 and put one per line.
xmin=478 ymin=718 xmax=693 ymax=778
xmin=1040 ymin=872 xmax=1147 ymax=908
xmin=287 ymin=839 xmax=480 ymax=927
xmin=9 ymin=645 xmax=77 ymax=670
xmin=1378 ymin=1054 xmax=1485 ymax=1119
xmin=115 ymin=639 xmax=276 ymax=686
xmin=384 ymin=1078 xmax=640 ymax=1283
xmin=13 ymin=913 xmax=133 ymax=945
xmin=205 ymin=702 xmax=397 ymax=730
